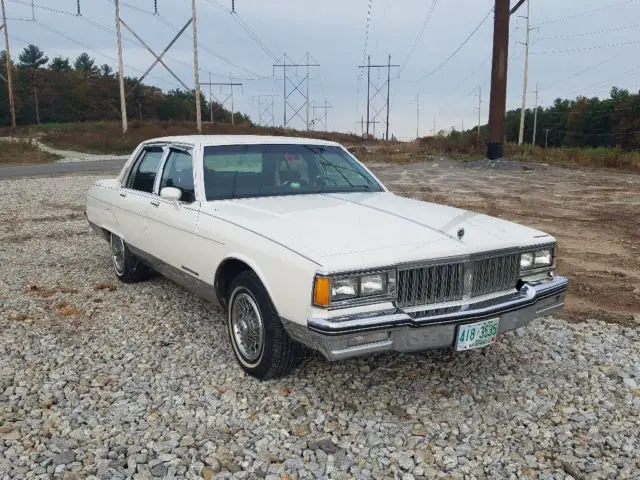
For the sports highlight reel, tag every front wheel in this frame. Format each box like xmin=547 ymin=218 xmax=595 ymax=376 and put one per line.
xmin=110 ymin=233 xmax=150 ymax=283
xmin=227 ymin=271 xmax=306 ymax=379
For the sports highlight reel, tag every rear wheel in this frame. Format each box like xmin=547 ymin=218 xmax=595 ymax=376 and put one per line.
xmin=110 ymin=233 xmax=149 ymax=283
xmin=227 ymin=271 xmax=306 ymax=379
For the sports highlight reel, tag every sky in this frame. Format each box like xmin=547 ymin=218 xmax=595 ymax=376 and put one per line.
xmin=4 ymin=0 xmax=640 ymax=139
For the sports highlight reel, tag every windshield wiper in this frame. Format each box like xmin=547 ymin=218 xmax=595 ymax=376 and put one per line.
xmin=303 ymin=145 xmax=373 ymax=189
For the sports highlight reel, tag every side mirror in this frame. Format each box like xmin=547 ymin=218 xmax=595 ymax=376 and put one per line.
xmin=160 ymin=186 xmax=182 ymax=208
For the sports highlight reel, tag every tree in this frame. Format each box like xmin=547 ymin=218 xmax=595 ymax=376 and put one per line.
xmin=49 ymin=56 xmax=71 ymax=72
xmin=18 ymin=44 xmax=49 ymax=69
xmin=74 ymin=53 xmax=99 ymax=76
xmin=100 ymin=64 xmax=113 ymax=77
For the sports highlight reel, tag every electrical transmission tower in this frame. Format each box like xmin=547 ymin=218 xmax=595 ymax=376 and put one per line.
xmin=310 ymin=99 xmax=333 ymax=131
xmin=252 ymin=94 xmax=276 ymax=127
xmin=517 ymin=0 xmax=534 ymax=145
xmin=358 ymin=55 xmax=399 ymax=140
xmin=272 ymin=53 xmax=320 ymax=129
xmin=113 ymin=0 xmax=200 ymax=133
xmin=202 ymin=73 xmax=243 ymax=124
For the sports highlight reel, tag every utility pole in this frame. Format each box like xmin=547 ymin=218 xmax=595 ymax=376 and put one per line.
xmin=517 ymin=0 xmax=531 ymax=145
xmin=306 ymin=53 xmax=310 ymax=130
xmin=385 ymin=54 xmax=391 ymax=140
xmin=477 ymin=86 xmax=482 ymax=134
xmin=366 ymin=55 xmax=371 ymax=138
xmin=311 ymin=99 xmax=333 ymax=131
xmin=114 ymin=0 xmax=127 ymax=133
xmin=209 ymin=71 xmax=212 ymax=123
xmin=201 ymin=77 xmax=243 ymax=124
xmin=487 ymin=0 xmax=513 ymax=159
xmin=191 ymin=0 xmax=202 ymax=133
xmin=230 ymin=73 xmax=235 ymax=124
xmin=416 ymin=93 xmax=420 ymax=140
xmin=34 ymin=86 xmax=40 ymax=124
xmin=532 ymin=81 xmax=539 ymax=145
xmin=544 ymin=128 xmax=550 ymax=148
xmin=272 ymin=53 xmax=319 ymax=129
xmin=433 ymin=116 xmax=436 ymax=136
xmin=252 ymin=94 xmax=276 ymax=127
xmin=1 ymin=0 xmax=16 ymax=129
xmin=358 ymin=55 xmax=399 ymax=140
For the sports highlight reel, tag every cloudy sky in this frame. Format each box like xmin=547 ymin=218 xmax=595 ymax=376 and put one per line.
xmin=5 ymin=0 xmax=640 ymax=139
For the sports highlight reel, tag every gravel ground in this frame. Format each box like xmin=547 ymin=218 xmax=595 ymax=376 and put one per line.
xmin=1 ymin=174 xmax=639 ymax=480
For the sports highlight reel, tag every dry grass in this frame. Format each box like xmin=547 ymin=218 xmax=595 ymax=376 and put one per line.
xmin=27 ymin=120 xmax=373 ymax=154
xmin=0 ymin=138 xmax=62 ymax=164
xmin=359 ymin=135 xmax=640 ymax=172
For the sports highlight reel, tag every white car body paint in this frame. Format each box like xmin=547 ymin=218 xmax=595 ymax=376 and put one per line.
xmin=86 ymin=135 xmax=557 ymax=330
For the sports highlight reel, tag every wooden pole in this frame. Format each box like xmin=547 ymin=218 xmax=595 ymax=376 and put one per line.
xmin=486 ymin=0 xmax=510 ymax=159
xmin=1 ymin=0 xmax=16 ymax=129
xmin=114 ymin=0 xmax=127 ymax=133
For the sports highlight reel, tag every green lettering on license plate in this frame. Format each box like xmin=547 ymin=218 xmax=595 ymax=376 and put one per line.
xmin=456 ymin=318 xmax=500 ymax=351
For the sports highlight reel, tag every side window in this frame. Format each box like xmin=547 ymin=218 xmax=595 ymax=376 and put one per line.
xmin=127 ymin=147 xmax=164 ymax=193
xmin=160 ymin=149 xmax=195 ymax=203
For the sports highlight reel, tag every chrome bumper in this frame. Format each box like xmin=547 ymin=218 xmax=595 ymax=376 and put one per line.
xmin=283 ymin=276 xmax=568 ymax=361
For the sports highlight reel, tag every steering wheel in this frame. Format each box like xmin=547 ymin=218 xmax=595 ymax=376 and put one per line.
xmin=314 ymin=174 xmax=338 ymax=187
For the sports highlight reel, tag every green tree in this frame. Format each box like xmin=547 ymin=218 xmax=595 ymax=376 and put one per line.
xmin=100 ymin=64 xmax=113 ymax=77
xmin=74 ymin=53 xmax=99 ymax=76
xmin=18 ymin=44 xmax=48 ymax=69
xmin=49 ymin=56 xmax=71 ymax=72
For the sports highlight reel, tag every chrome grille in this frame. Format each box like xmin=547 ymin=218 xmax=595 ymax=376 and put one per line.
xmin=397 ymin=253 xmax=520 ymax=309
xmin=397 ymin=262 xmax=464 ymax=308
xmin=471 ymin=253 xmax=520 ymax=297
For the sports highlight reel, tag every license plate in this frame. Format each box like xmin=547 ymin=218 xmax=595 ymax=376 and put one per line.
xmin=455 ymin=318 xmax=499 ymax=351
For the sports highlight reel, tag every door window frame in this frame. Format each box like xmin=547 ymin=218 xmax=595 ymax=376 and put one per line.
xmin=121 ymin=143 xmax=168 ymax=195
xmin=154 ymin=143 xmax=197 ymax=203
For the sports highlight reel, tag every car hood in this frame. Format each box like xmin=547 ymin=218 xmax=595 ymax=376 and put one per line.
xmin=205 ymin=192 xmax=554 ymax=270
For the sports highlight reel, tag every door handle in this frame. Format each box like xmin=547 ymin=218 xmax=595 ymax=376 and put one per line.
xmin=150 ymin=200 xmax=160 ymax=207
xmin=119 ymin=192 xmax=127 ymax=198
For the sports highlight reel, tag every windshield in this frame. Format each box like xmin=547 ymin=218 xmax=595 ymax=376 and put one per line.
xmin=203 ymin=143 xmax=384 ymax=200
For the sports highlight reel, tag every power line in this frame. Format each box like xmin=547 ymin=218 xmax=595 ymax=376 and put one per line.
xmin=539 ymin=51 xmax=628 ymax=92
xmin=232 ymin=12 xmax=276 ymax=61
xmin=398 ymin=0 xmax=439 ymax=75
xmin=414 ymin=7 xmax=493 ymax=83
xmin=531 ymin=40 xmax=640 ymax=55
xmin=532 ymin=0 xmax=639 ymax=27
xmin=359 ymin=0 xmax=373 ymax=77
xmin=537 ymin=22 xmax=640 ymax=40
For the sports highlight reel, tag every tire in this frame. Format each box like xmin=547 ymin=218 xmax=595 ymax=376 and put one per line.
xmin=110 ymin=233 xmax=150 ymax=283
xmin=227 ymin=271 xmax=306 ymax=379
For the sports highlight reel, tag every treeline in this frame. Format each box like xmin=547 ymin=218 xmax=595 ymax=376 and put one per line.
xmin=0 ymin=44 xmax=251 ymax=127
xmin=503 ymin=87 xmax=640 ymax=150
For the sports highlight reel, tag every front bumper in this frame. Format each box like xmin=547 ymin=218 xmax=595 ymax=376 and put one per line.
xmin=283 ymin=275 xmax=568 ymax=361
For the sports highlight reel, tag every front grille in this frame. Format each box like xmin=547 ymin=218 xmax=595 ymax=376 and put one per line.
xmin=471 ymin=253 xmax=520 ymax=297
xmin=397 ymin=262 xmax=464 ymax=308
xmin=396 ymin=253 xmax=520 ymax=309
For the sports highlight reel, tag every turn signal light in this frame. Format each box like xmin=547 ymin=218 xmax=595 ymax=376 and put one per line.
xmin=313 ymin=276 xmax=330 ymax=307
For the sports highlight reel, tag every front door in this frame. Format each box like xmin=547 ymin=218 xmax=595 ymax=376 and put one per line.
xmin=114 ymin=145 xmax=166 ymax=249
xmin=146 ymin=146 xmax=204 ymax=278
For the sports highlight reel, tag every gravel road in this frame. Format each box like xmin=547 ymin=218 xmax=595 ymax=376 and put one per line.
xmin=1 ymin=174 xmax=639 ymax=480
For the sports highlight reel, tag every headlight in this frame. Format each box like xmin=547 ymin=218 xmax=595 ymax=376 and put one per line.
xmin=313 ymin=270 xmax=396 ymax=307
xmin=520 ymin=247 xmax=555 ymax=272
xmin=534 ymin=249 xmax=553 ymax=266
xmin=520 ymin=252 xmax=534 ymax=269
xmin=331 ymin=277 xmax=358 ymax=301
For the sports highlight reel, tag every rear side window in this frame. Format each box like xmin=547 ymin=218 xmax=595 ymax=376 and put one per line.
xmin=127 ymin=147 xmax=164 ymax=193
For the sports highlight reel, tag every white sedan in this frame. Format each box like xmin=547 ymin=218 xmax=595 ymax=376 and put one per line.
xmin=85 ymin=135 xmax=568 ymax=379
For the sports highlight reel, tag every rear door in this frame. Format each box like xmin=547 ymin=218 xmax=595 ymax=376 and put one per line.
xmin=114 ymin=145 xmax=166 ymax=249
xmin=145 ymin=145 xmax=205 ymax=277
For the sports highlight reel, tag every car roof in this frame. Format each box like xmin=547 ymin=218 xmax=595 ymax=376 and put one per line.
xmin=143 ymin=135 xmax=342 ymax=147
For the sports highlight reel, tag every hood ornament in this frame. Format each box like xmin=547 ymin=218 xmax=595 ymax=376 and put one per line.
xmin=457 ymin=227 xmax=465 ymax=240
